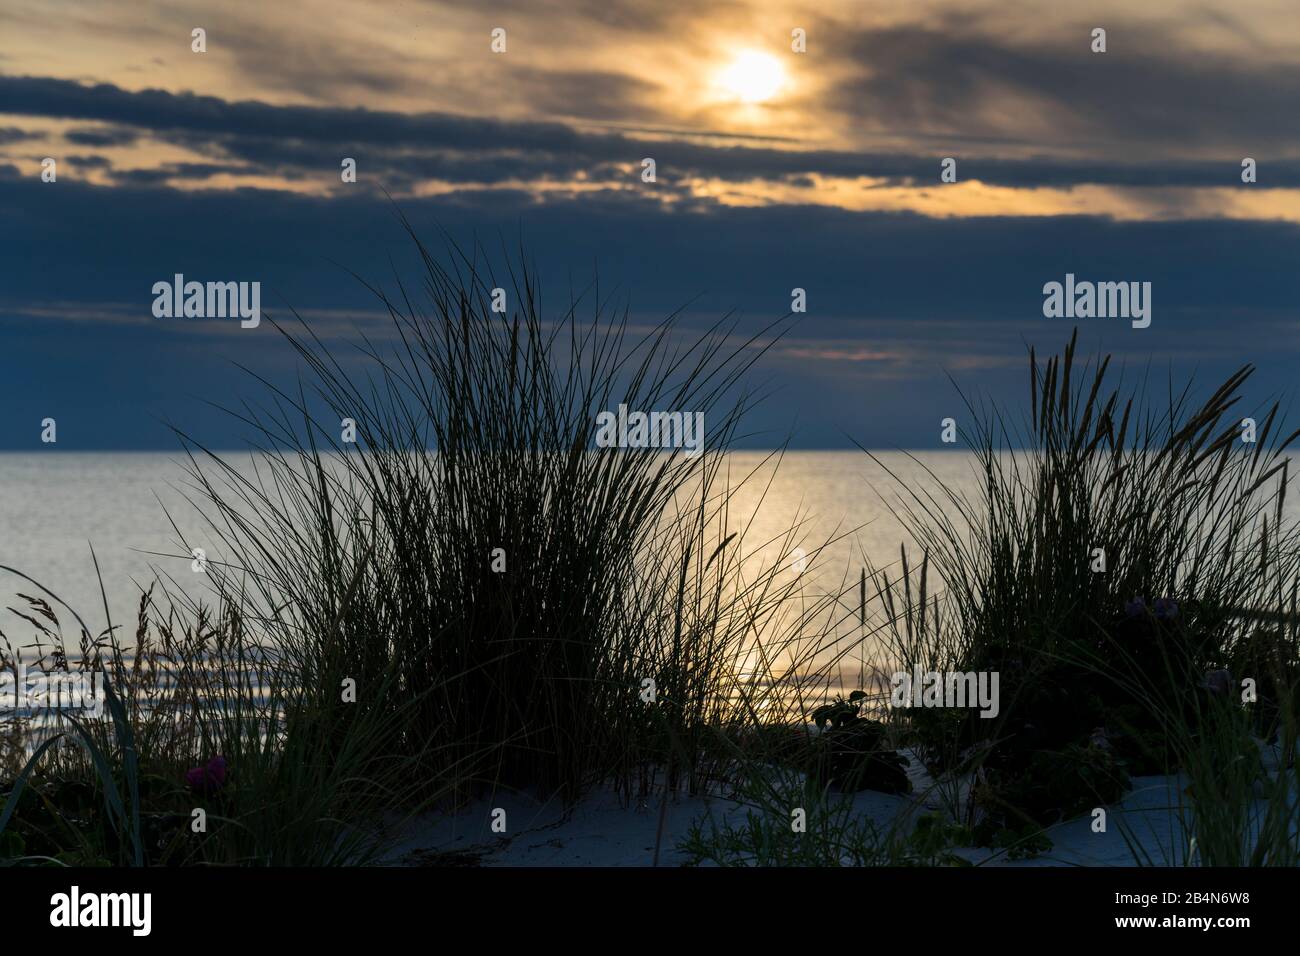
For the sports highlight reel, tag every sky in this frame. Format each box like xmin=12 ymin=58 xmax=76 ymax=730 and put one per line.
xmin=2 ymin=0 xmax=1299 ymax=448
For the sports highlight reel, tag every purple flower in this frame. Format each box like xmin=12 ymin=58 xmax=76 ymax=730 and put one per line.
xmin=185 ymin=755 xmax=228 ymax=795
xmin=206 ymin=756 xmax=228 ymax=785
xmin=1153 ymin=597 xmax=1179 ymax=621
xmin=1200 ymin=669 xmax=1233 ymax=696
xmin=1124 ymin=597 xmax=1147 ymax=619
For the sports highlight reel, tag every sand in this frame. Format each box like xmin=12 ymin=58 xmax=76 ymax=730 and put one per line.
xmin=382 ymin=743 xmax=1294 ymax=867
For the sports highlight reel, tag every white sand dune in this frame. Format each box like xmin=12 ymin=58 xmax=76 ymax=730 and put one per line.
xmin=384 ymin=743 xmax=1295 ymax=867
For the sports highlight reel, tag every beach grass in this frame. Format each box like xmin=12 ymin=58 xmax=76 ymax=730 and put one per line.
xmin=1 ymin=228 xmax=851 ymax=864
xmin=857 ymin=329 xmax=1300 ymax=862
xmin=3 ymin=237 xmax=1298 ymax=867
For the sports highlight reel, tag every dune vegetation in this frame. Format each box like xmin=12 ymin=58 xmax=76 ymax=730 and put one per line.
xmin=2 ymin=233 xmax=1297 ymax=867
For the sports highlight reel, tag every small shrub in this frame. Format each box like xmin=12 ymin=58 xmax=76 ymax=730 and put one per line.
xmin=809 ymin=692 xmax=910 ymax=794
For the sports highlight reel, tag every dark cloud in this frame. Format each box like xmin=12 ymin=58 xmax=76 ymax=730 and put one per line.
xmin=0 ymin=73 xmax=597 ymax=154
xmin=64 ymin=125 xmax=140 ymax=147
xmin=66 ymin=153 xmax=113 ymax=169
xmin=4 ymin=74 xmax=1294 ymax=190
xmin=108 ymin=161 xmax=243 ymax=185
xmin=221 ymin=26 xmax=418 ymax=100
xmin=502 ymin=66 xmax=667 ymax=122
xmin=1 ymin=173 xmax=1298 ymax=448
xmin=480 ymin=0 xmax=748 ymax=34
xmin=822 ymin=24 xmax=1300 ymax=156
xmin=0 ymin=126 xmax=40 ymax=145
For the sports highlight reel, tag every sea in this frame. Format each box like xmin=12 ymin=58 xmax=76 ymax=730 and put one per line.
xmin=2 ymin=448 xmax=1295 ymax=713
xmin=0 ymin=450 xmax=975 ymax=661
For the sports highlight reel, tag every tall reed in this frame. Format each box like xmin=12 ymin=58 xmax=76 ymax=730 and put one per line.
xmin=169 ymin=223 xmax=811 ymax=800
xmin=862 ymin=330 xmax=1300 ymax=857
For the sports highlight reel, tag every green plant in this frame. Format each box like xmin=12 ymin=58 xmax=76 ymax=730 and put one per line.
xmin=971 ymin=743 xmax=1128 ymax=844
xmin=167 ymin=225 xmax=821 ymax=803
xmin=0 ymin=564 xmax=443 ymax=867
xmin=861 ymin=330 xmax=1300 ymax=847
xmin=679 ymin=768 xmax=964 ymax=866
xmin=1109 ymin=614 xmax=1300 ymax=867
xmin=808 ymin=691 xmax=911 ymax=794
xmin=0 ymin=229 xmax=871 ymax=867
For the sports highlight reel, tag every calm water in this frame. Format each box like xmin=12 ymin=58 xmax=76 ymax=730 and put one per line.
xmin=0 ymin=450 xmax=979 ymax=651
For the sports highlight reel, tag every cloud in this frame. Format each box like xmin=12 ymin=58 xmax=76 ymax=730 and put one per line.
xmin=484 ymin=0 xmax=747 ymax=33
xmin=821 ymin=22 xmax=1300 ymax=157
xmin=0 ymin=126 xmax=40 ymax=145
xmin=64 ymin=125 xmax=141 ymax=147
xmin=2 ymin=0 xmax=1299 ymax=451
xmin=65 ymin=153 xmax=113 ymax=169
xmin=5 ymin=74 xmax=1297 ymax=196
xmin=1 ymin=168 xmax=1297 ymax=448
xmin=218 ymin=21 xmax=421 ymax=100
xmin=3 ymin=169 xmax=1299 ymax=343
xmin=105 ymin=161 xmax=248 ymax=185
xmin=496 ymin=66 xmax=669 ymax=122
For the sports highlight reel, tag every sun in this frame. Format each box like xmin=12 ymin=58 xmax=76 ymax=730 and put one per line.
xmin=714 ymin=50 xmax=786 ymax=104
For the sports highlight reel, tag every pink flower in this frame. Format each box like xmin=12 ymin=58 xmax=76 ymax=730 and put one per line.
xmin=185 ymin=755 xmax=228 ymax=795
